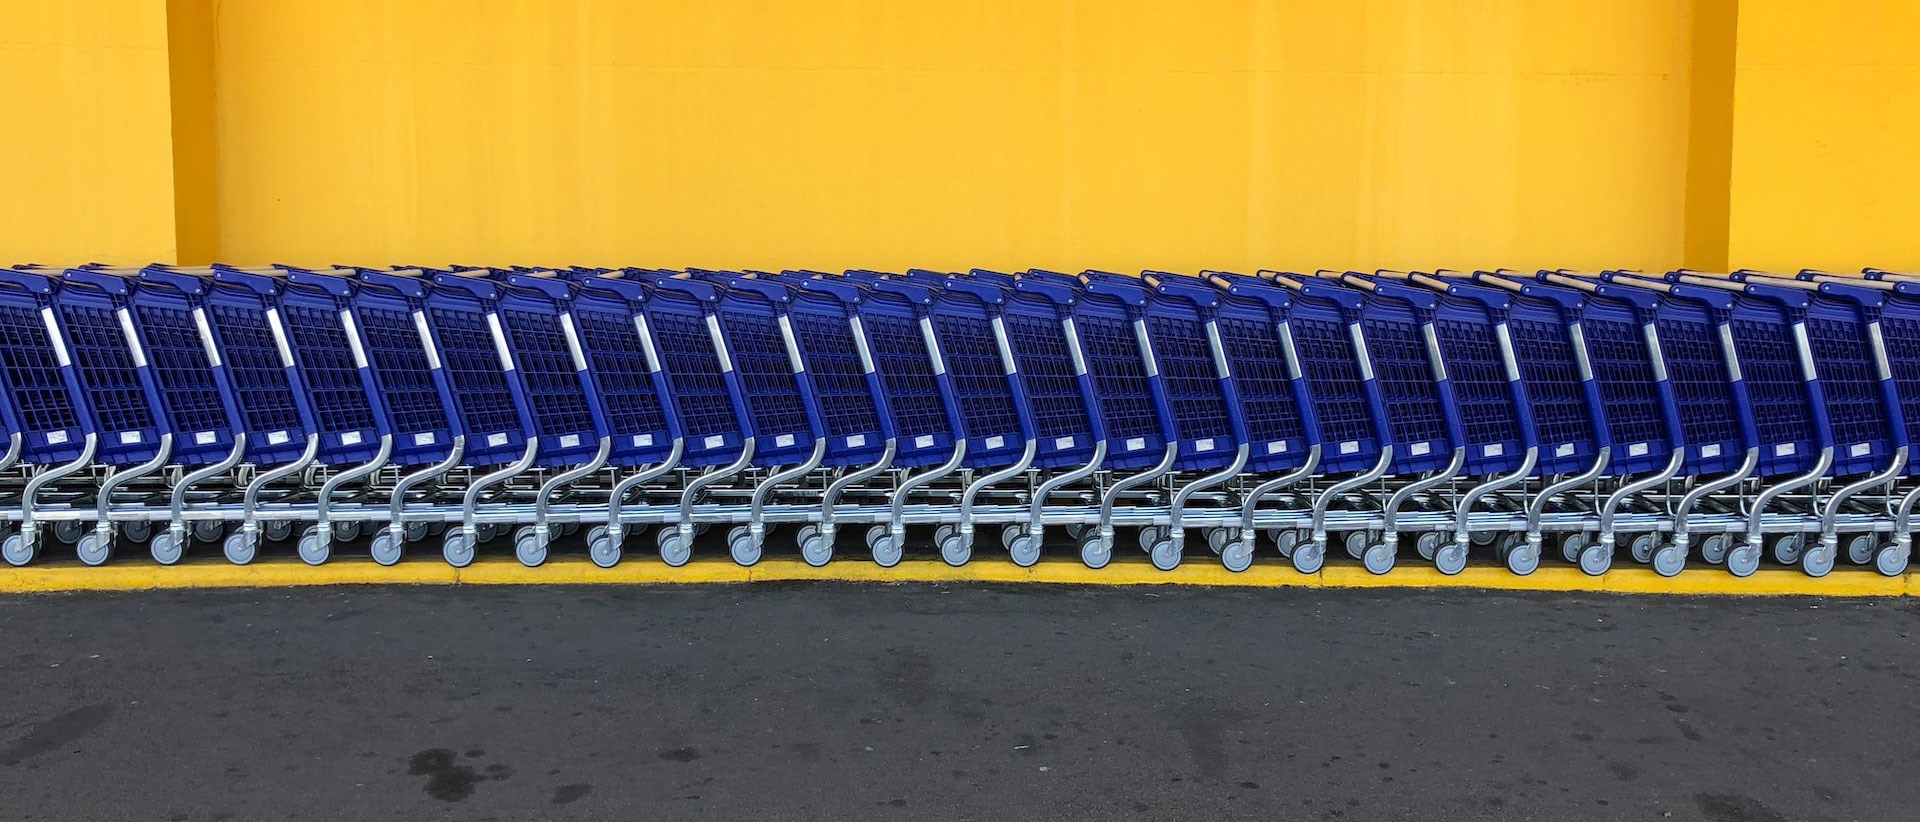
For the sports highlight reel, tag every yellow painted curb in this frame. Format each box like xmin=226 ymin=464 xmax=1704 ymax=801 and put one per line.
xmin=0 ymin=554 xmax=1910 ymax=596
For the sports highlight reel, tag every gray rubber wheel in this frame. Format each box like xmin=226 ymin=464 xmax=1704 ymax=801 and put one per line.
xmin=222 ymin=530 xmax=258 ymax=565
xmin=191 ymin=519 xmax=225 ymax=544
xmin=1652 ymin=542 xmax=1687 ymax=578
xmin=1700 ymin=533 xmax=1731 ymax=565
xmin=1434 ymin=541 xmax=1468 ymax=576
xmin=76 ymin=529 xmax=113 ymax=567
xmin=1009 ymin=534 xmax=1042 ymax=568
xmin=1846 ymin=534 xmax=1874 ymax=565
xmin=1560 ymin=532 xmax=1587 ymax=565
xmin=1771 ymin=533 xmax=1805 ymax=566
xmin=1505 ymin=540 xmax=1540 ymax=576
xmin=297 ymin=526 xmax=331 ymax=566
xmin=939 ymin=530 xmax=970 ymax=567
xmin=1220 ymin=537 xmax=1253 ymax=573
xmin=1000 ymin=525 xmax=1024 ymax=552
xmin=1205 ymin=527 xmax=1232 ymax=556
xmin=559 ymin=522 xmax=581 ymax=538
xmin=1344 ymin=530 xmax=1371 ymax=560
xmin=370 ymin=529 xmax=404 ymax=567
xmin=1628 ymin=533 xmax=1655 ymax=565
xmin=1416 ymin=532 xmax=1442 ymax=562
xmin=1362 ymin=542 xmax=1395 ymax=575
xmin=1273 ymin=529 xmax=1300 ymax=559
xmin=934 ymin=524 xmax=958 ymax=551
xmin=1136 ymin=526 xmax=1163 ymax=554
xmin=264 ymin=519 xmax=295 ymax=543
xmin=1149 ymin=537 xmax=1180 ymax=571
xmin=122 ymin=520 xmax=153 ymax=545
xmin=150 ymin=530 xmax=184 ymax=565
xmin=442 ymin=526 xmax=477 ymax=568
xmin=1577 ymin=543 xmax=1611 ymax=576
xmin=657 ymin=528 xmax=692 ymax=568
xmin=1800 ymin=541 xmax=1835 ymax=578
xmin=514 ymin=526 xmax=549 ymax=568
xmin=795 ymin=525 xmax=830 ymax=567
xmin=1875 ymin=543 xmax=1909 ymax=577
xmin=871 ymin=532 xmax=903 ymax=568
xmin=1064 ymin=523 xmax=1089 ymax=542
xmin=1726 ymin=541 xmax=1761 ymax=578
xmin=404 ymin=522 xmax=429 ymax=543
xmin=586 ymin=525 xmax=621 ymax=569
xmin=1470 ymin=530 xmax=1498 ymax=547
xmin=1290 ymin=540 xmax=1325 ymax=574
xmin=52 ymin=519 xmax=85 ymax=545
xmin=331 ymin=520 xmax=362 ymax=543
xmin=1 ymin=532 xmax=34 ymax=567
xmin=728 ymin=526 xmax=762 ymax=567
xmin=1079 ymin=534 xmax=1111 ymax=569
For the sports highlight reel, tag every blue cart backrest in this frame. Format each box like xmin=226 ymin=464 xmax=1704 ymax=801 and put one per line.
xmin=845 ymin=277 xmax=957 ymax=469
xmin=1600 ymin=271 xmax=1751 ymax=477
xmin=496 ymin=273 xmax=609 ymax=468
xmin=781 ymin=274 xmax=889 ymax=468
xmin=341 ymin=268 xmax=460 ymax=467
xmin=1473 ymin=270 xmax=1605 ymax=476
xmin=1339 ymin=272 xmax=1457 ymax=477
xmin=1392 ymin=270 xmax=1535 ymax=478
xmin=627 ymin=272 xmax=746 ymax=468
xmin=569 ymin=275 xmax=677 ymax=469
xmin=1139 ymin=271 xmax=1244 ymax=473
xmin=1071 ymin=274 xmax=1167 ymax=471
xmin=707 ymin=275 xmax=824 ymax=467
xmin=0 ymin=268 xmax=91 ymax=465
xmin=129 ymin=268 xmax=242 ymax=466
xmin=273 ymin=267 xmax=387 ymax=466
xmin=1259 ymin=271 xmax=1387 ymax=475
xmin=1202 ymin=270 xmax=1316 ymax=475
xmin=1673 ymin=272 xmax=1825 ymax=478
xmin=994 ymin=276 xmax=1098 ymax=470
xmin=53 ymin=268 xmax=169 ymax=467
xmin=201 ymin=267 xmax=318 ymax=466
xmin=419 ymin=269 xmax=536 ymax=467
xmin=924 ymin=276 xmax=1029 ymax=469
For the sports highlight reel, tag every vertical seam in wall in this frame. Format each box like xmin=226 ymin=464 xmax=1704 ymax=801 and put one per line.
xmin=1683 ymin=0 xmax=1738 ymax=271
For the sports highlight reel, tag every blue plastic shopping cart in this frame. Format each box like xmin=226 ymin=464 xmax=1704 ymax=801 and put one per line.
xmin=0 ymin=269 xmax=99 ymax=567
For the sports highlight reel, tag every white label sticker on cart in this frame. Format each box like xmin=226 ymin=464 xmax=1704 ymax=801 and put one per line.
xmin=1699 ymin=443 xmax=1720 ymax=458
xmin=488 ymin=432 xmax=509 ymax=448
xmin=633 ymin=433 xmax=653 ymax=447
xmin=1776 ymin=442 xmax=1797 ymax=457
xmin=195 ymin=431 xmax=218 ymax=445
xmin=1483 ymin=443 xmax=1504 ymax=458
xmin=1555 ymin=443 xmax=1575 ymax=458
xmin=559 ymin=434 xmax=580 ymax=449
xmin=704 ymin=435 xmax=725 ymax=450
xmin=1125 ymin=437 xmax=1146 ymax=452
xmin=340 ymin=431 xmax=362 ymax=446
xmin=1195 ymin=438 xmax=1215 ymax=452
xmin=985 ymin=436 xmax=1004 ymax=449
xmin=915 ymin=435 xmax=935 ymax=449
xmin=120 ymin=431 xmax=142 ymax=445
xmin=1629 ymin=442 xmax=1650 ymax=457
xmin=1409 ymin=442 xmax=1431 ymax=457
xmin=775 ymin=434 xmax=794 ymax=448
xmin=1054 ymin=436 xmax=1074 ymax=450
xmin=847 ymin=434 xmax=867 ymax=448
xmin=1340 ymin=441 xmax=1359 ymax=455
xmin=46 ymin=430 xmax=68 ymax=445
xmin=414 ymin=432 xmax=437 ymax=446
xmin=268 ymin=430 xmax=290 ymax=445
xmin=1851 ymin=442 xmax=1872 ymax=458
xmin=1267 ymin=440 xmax=1288 ymax=455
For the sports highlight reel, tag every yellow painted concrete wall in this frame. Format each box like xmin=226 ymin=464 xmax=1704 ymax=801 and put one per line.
xmin=0 ymin=0 xmax=179 ymax=264
xmin=1726 ymin=0 xmax=1920 ymax=272
xmin=209 ymin=0 xmax=1696 ymax=273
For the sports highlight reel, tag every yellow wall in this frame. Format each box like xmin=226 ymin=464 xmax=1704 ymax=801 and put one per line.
xmin=208 ymin=0 xmax=1696 ymax=273
xmin=1726 ymin=0 xmax=1920 ymax=272
xmin=0 ymin=0 xmax=179 ymax=264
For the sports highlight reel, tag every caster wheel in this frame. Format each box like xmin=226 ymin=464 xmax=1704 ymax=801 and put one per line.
xmin=560 ymin=522 xmax=581 ymax=538
xmin=586 ymin=525 xmax=622 ymax=569
xmin=223 ymin=530 xmax=258 ymax=565
xmin=122 ymin=520 xmax=153 ymax=544
xmin=297 ymin=526 xmax=331 ymax=566
xmin=695 ymin=523 xmax=714 ymax=536
xmin=263 ymin=519 xmax=295 ymax=543
xmin=1149 ymin=537 xmax=1180 ymax=571
xmin=52 ymin=519 xmax=85 ymax=546
xmin=442 ymin=527 xmax=477 ymax=568
xmin=514 ymin=526 xmax=549 ymax=567
xmin=1875 ymin=543 xmax=1909 ymax=577
xmin=1000 ymin=525 xmax=1025 ymax=551
xmin=1494 ymin=533 xmax=1522 ymax=560
xmin=1009 ymin=534 xmax=1042 ymax=568
xmin=2 ymin=532 xmax=35 ymax=567
xmin=1344 ymin=530 xmax=1371 ymax=560
xmin=1726 ymin=541 xmax=1761 ymax=578
xmin=1220 ymin=537 xmax=1253 ymax=573
xmin=728 ymin=526 xmax=762 ymax=567
xmin=1505 ymin=538 xmax=1539 ymax=576
xmin=1079 ymin=534 xmax=1111 ymax=569
xmin=76 ymin=530 xmax=114 ymax=566
xmin=1560 ymin=532 xmax=1587 ymax=565
xmin=1700 ymin=533 xmax=1731 ymax=565
xmin=1362 ymin=542 xmax=1395 ymax=575
xmin=939 ymin=530 xmax=970 ymax=567
xmin=871 ymin=533 xmax=903 ymax=568
xmin=1845 ymin=534 xmax=1874 ymax=565
xmin=404 ymin=521 xmax=428 ymax=543
xmin=332 ymin=520 xmax=363 ymax=543
xmin=1771 ymin=533 xmax=1805 ymax=566
xmin=1416 ymin=532 xmax=1442 ymax=562
xmin=1136 ymin=526 xmax=1164 ymax=554
xmin=1434 ymin=541 xmax=1468 ymax=576
xmin=1577 ymin=543 xmax=1612 ymax=576
xmin=657 ymin=528 xmax=692 ymax=568
xmin=1205 ymin=527 xmax=1233 ymax=556
xmin=1290 ymin=540 xmax=1325 ymax=574
xmin=1652 ymin=542 xmax=1687 ymax=577
xmin=1628 ymin=533 xmax=1655 ymax=565
xmin=150 ymin=530 xmax=185 ymax=565
xmin=1470 ymin=530 xmax=1497 ymax=547
xmin=797 ymin=525 xmax=831 ymax=567
xmin=1064 ymin=523 xmax=1089 ymax=542
xmin=1800 ymin=542 xmax=1835 ymax=578
xmin=934 ymin=524 xmax=958 ymax=549
xmin=1274 ymin=529 xmax=1301 ymax=558
xmin=425 ymin=522 xmax=447 ymax=538
xmin=191 ymin=520 xmax=224 ymax=543
xmin=370 ymin=529 xmax=404 ymax=566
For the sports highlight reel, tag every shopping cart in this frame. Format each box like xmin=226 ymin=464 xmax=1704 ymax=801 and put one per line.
xmin=991 ymin=272 xmax=1101 ymax=568
xmin=1072 ymin=272 xmax=1177 ymax=569
xmin=0 ymin=269 xmax=99 ymax=567
xmin=1849 ymin=270 xmax=1920 ymax=574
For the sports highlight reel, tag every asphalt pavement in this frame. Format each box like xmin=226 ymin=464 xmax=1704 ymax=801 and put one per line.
xmin=2 ymin=583 xmax=1916 ymax=821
